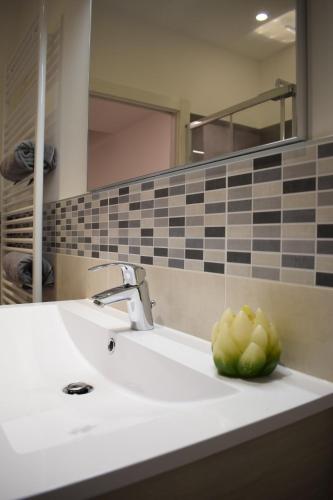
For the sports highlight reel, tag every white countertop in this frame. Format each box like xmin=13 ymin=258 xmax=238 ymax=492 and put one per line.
xmin=0 ymin=299 xmax=332 ymax=499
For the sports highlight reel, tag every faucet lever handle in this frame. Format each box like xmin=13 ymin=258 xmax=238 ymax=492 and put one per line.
xmin=88 ymin=261 xmax=146 ymax=286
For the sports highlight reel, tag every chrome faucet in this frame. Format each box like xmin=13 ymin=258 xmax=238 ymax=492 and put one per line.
xmin=88 ymin=262 xmax=154 ymax=331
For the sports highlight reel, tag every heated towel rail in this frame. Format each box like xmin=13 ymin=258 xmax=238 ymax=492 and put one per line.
xmin=0 ymin=2 xmax=47 ymax=304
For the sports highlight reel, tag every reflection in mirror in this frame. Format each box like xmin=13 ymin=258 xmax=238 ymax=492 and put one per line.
xmin=89 ymin=0 xmax=298 ymax=190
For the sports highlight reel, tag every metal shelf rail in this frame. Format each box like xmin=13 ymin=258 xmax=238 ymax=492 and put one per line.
xmin=187 ymin=79 xmax=296 ymax=158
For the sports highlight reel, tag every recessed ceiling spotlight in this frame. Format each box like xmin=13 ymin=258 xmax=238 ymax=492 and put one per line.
xmin=256 ymin=12 xmax=269 ymax=22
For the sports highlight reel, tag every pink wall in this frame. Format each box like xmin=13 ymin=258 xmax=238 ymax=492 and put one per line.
xmin=87 ymin=110 xmax=175 ymax=190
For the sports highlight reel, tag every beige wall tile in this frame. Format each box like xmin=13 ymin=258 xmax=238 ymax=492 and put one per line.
xmin=253 ymin=181 xmax=281 ymax=198
xmin=283 ymin=192 xmax=316 ymax=209
xmin=318 ymin=157 xmax=333 ymax=175
xmin=282 ymin=223 xmax=316 ymax=239
xmin=184 ymin=260 xmax=204 ymax=272
xmin=226 ymin=263 xmax=251 ymax=277
xmin=185 ymin=226 xmax=205 ymax=238
xmin=226 ymin=275 xmax=333 ymax=381
xmin=153 ymin=227 xmax=169 ymax=237
xmin=153 ymin=257 xmax=168 ymax=267
xmin=169 ymin=195 xmax=185 ymax=207
xmin=130 ymin=183 xmax=141 ymax=193
xmin=203 ymin=249 xmax=225 ymax=261
xmin=252 ymin=252 xmax=281 ymax=267
xmin=128 ymin=254 xmax=140 ymax=263
xmin=154 ymin=176 xmax=169 ymax=188
xmin=228 ymin=186 xmax=252 ymax=201
xmin=280 ymin=268 xmax=315 ymax=286
xmin=140 ymin=190 xmax=154 ymax=201
xmin=282 ymin=146 xmax=316 ymax=164
xmin=317 ymin=206 xmax=333 ymax=223
xmin=141 ymin=247 xmax=153 ymax=256
xmin=227 ymin=158 xmax=252 ymax=174
xmin=227 ymin=225 xmax=251 ymax=239
xmin=185 ymin=169 xmax=205 ymax=182
xmin=186 ymin=204 xmax=204 ymax=216
xmin=205 ymin=189 xmax=226 ymax=202
xmin=141 ymin=218 xmax=154 ymax=228
xmin=169 ymin=238 xmax=185 ymax=248
xmin=316 ymin=255 xmax=333 ymax=273
xmin=205 ymin=214 xmax=226 ymax=226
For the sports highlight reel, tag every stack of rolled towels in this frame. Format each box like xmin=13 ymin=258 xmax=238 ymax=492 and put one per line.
xmin=3 ymin=252 xmax=54 ymax=289
xmin=0 ymin=141 xmax=56 ymax=182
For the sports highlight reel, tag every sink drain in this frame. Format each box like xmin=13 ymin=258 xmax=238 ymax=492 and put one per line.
xmin=63 ymin=382 xmax=94 ymax=395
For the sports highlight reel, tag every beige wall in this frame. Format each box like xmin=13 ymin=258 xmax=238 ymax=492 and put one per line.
xmin=44 ymin=0 xmax=91 ymax=203
xmin=259 ymin=44 xmax=296 ymax=128
xmin=90 ymin=4 xmax=263 ymax=129
xmin=46 ymin=253 xmax=333 ymax=382
xmin=307 ymin=0 xmax=333 ymax=139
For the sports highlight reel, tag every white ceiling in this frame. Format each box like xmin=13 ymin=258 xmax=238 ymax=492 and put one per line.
xmin=93 ymin=0 xmax=296 ymax=60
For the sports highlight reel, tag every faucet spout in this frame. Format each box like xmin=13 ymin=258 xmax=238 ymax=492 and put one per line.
xmin=89 ymin=262 xmax=154 ymax=331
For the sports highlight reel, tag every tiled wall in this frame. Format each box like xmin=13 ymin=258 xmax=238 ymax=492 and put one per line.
xmin=43 ymin=138 xmax=333 ymax=288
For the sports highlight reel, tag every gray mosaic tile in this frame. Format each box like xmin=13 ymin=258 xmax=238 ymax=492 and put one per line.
xmin=186 ymin=216 xmax=204 ymax=226
xmin=282 ymin=254 xmax=315 ymax=269
xmin=154 ymin=238 xmax=168 ymax=247
xmin=228 ymin=186 xmax=252 ymax=200
xmin=205 ymin=202 xmax=225 ymax=213
xmin=318 ymin=175 xmax=333 ymax=190
xmin=318 ymin=191 xmax=333 ymax=206
xmin=185 ymin=238 xmax=204 ymax=249
xmin=283 ymin=209 xmax=315 ymax=223
xmin=253 ymin=196 xmax=281 ymax=211
xmin=169 ymin=185 xmax=185 ymax=196
xmin=252 ymin=266 xmax=280 ymax=281
xmin=283 ymin=161 xmax=316 ymax=179
xmin=205 ymin=164 xmax=226 ymax=178
xmin=317 ymin=240 xmax=333 ymax=254
xmin=282 ymin=240 xmax=315 ymax=254
xmin=186 ymin=181 xmax=205 ymax=194
xmin=42 ymin=137 xmax=333 ymax=290
xmin=227 ymin=212 xmax=252 ymax=225
xmin=168 ymin=258 xmax=184 ymax=269
xmin=169 ymin=248 xmax=185 ymax=259
xmin=254 ymin=167 xmax=281 ymax=184
xmin=169 ymin=174 xmax=185 ymax=186
xmin=169 ymin=206 xmax=185 ymax=217
xmin=204 ymin=238 xmax=225 ymax=249
xmin=227 ymin=239 xmax=251 ymax=251
xmin=228 ymin=199 xmax=252 ymax=212
xmin=154 ymin=198 xmax=169 ymax=208
xmin=252 ymin=240 xmax=281 ymax=252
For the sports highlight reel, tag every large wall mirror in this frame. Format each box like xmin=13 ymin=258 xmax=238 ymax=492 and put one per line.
xmin=88 ymin=0 xmax=306 ymax=191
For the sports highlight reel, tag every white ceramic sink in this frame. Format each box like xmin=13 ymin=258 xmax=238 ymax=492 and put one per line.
xmin=0 ymin=300 xmax=332 ymax=500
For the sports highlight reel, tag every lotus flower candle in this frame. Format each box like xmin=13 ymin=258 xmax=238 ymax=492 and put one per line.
xmin=212 ymin=305 xmax=281 ymax=378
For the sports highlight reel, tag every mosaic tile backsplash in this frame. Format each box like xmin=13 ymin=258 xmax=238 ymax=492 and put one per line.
xmin=43 ymin=139 xmax=333 ymax=288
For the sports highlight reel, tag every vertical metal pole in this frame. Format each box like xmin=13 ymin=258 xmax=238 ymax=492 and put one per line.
xmin=186 ymin=123 xmax=192 ymax=163
xmin=280 ymin=98 xmax=285 ymax=141
xmin=0 ymin=63 xmax=7 ymax=305
xmin=33 ymin=0 xmax=47 ymax=302
xmin=291 ymin=94 xmax=297 ymax=137
xmin=229 ymin=114 xmax=234 ymax=152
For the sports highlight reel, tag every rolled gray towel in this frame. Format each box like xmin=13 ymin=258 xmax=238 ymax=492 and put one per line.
xmin=0 ymin=141 xmax=57 ymax=182
xmin=3 ymin=252 xmax=54 ymax=289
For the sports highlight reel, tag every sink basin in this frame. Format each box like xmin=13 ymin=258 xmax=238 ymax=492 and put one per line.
xmin=0 ymin=299 xmax=332 ymax=500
